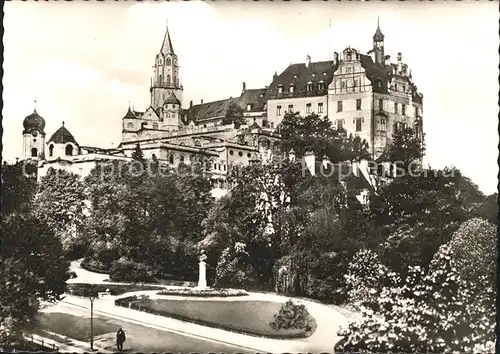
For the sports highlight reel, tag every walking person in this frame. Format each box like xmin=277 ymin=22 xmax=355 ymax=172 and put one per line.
xmin=116 ymin=328 xmax=126 ymax=351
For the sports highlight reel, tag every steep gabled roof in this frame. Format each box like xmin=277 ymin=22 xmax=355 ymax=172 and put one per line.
xmin=164 ymin=92 xmax=181 ymax=105
xmin=48 ymin=125 xmax=79 ymax=146
xmin=266 ymin=60 xmax=337 ymax=100
xmin=187 ymin=87 xmax=268 ymax=123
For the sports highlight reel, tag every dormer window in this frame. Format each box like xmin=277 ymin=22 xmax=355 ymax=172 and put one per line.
xmin=318 ymin=81 xmax=325 ymax=91
xmin=247 ymin=103 xmax=253 ymax=111
xmin=376 ymin=79 xmax=382 ymax=88
xmin=307 ymin=82 xmax=313 ymax=92
xmin=289 ymin=84 xmax=295 ymax=93
xmin=153 ymin=123 xmax=158 ymax=129
xmin=278 ymin=85 xmax=283 ymax=94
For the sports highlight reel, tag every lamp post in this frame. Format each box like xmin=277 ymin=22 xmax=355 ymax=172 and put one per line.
xmin=89 ymin=293 xmax=96 ymax=351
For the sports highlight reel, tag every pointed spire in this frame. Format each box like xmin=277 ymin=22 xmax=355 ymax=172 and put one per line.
xmin=160 ymin=24 xmax=175 ymax=56
xmin=373 ymin=16 xmax=384 ymax=41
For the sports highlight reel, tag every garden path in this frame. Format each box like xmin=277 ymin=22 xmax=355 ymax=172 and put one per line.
xmin=65 ymin=259 xmax=350 ymax=352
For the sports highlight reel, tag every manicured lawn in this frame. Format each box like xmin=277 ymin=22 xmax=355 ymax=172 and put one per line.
xmin=66 ymin=283 xmax=164 ymax=296
xmin=129 ymin=299 xmax=316 ymax=338
xmin=36 ymin=311 xmax=251 ymax=353
xmin=36 ymin=312 xmax=117 ymax=342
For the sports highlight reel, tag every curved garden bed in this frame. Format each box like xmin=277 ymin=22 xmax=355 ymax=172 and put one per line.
xmin=115 ymin=297 xmax=316 ymax=339
xmin=156 ymin=287 xmax=248 ymax=297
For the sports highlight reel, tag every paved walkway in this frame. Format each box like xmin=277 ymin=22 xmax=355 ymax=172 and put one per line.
xmin=64 ymin=259 xmax=350 ymax=352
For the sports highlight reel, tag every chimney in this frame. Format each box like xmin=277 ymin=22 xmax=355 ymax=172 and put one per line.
xmin=201 ymin=99 xmax=203 ymax=104
xmin=305 ymin=55 xmax=311 ymax=68
xmin=397 ymin=52 xmax=403 ymax=74
xmin=242 ymin=82 xmax=246 ymax=92
xmin=304 ymin=150 xmax=316 ymax=176
xmin=352 ymin=160 xmax=359 ymax=177
xmin=190 ymin=100 xmax=193 ymax=108
xmin=289 ymin=148 xmax=296 ymax=163
xmin=273 ymin=71 xmax=278 ymax=80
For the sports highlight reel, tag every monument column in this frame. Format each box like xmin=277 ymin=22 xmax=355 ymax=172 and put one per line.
xmin=198 ymin=250 xmax=207 ymax=289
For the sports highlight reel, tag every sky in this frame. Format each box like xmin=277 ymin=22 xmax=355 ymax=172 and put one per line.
xmin=2 ymin=1 xmax=498 ymax=194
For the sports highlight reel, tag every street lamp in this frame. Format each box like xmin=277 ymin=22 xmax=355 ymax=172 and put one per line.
xmin=88 ymin=293 xmax=96 ymax=351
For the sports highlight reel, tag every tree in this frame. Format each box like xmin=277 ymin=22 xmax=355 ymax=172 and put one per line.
xmin=1 ymin=213 xmax=69 ymax=343
xmin=1 ymin=162 xmax=37 ymax=215
xmin=277 ymin=112 xmax=370 ymax=162
xmin=131 ymin=143 xmax=145 ymax=162
xmin=223 ymin=102 xmax=246 ymax=127
xmin=380 ymin=126 xmax=425 ymax=174
xmin=370 ymin=167 xmax=487 ymax=272
xmin=32 ymin=168 xmax=88 ymax=258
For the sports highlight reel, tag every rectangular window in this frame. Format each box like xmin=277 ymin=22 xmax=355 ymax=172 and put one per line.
xmin=394 ymin=84 xmax=398 ymax=91
xmin=402 ymin=104 xmax=406 ymax=116
xmin=378 ymin=118 xmax=387 ymax=131
xmin=307 ymin=84 xmax=313 ymax=92
xmin=318 ymin=102 xmax=324 ymax=113
xmin=289 ymin=85 xmax=294 ymax=93
xmin=336 ymin=119 xmax=344 ymax=130
xmin=276 ymin=105 xmax=282 ymax=116
xmin=415 ymin=107 xmax=419 ymax=117
xmin=378 ymin=99 xmax=383 ymax=110
xmin=306 ymin=103 xmax=311 ymax=114
xmin=288 ymin=104 xmax=294 ymax=113
xmin=356 ymin=99 xmax=362 ymax=110
xmin=278 ymin=86 xmax=283 ymax=94
xmin=394 ymin=103 xmax=399 ymax=114
xmin=355 ymin=118 xmax=362 ymax=132
xmin=337 ymin=101 xmax=343 ymax=112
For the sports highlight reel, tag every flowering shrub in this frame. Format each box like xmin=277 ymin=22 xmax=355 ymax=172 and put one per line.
xmin=344 ymin=249 xmax=389 ymax=311
xmin=270 ymin=299 xmax=312 ymax=332
xmin=336 ymin=243 xmax=495 ymax=352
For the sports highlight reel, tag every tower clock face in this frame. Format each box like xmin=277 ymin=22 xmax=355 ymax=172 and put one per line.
xmin=32 ymin=131 xmax=38 ymax=137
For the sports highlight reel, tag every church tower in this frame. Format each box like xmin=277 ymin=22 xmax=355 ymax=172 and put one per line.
xmin=150 ymin=25 xmax=183 ymax=110
xmin=373 ymin=18 xmax=385 ymax=66
xmin=22 ymin=106 xmax=46 ymax=161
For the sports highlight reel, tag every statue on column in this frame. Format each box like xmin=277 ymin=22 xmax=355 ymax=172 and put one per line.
xmin=198 ymin=250 xmax=207 ymax=289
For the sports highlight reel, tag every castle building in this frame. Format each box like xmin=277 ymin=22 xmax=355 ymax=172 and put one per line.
xmin=20 ymin=20 xmax=422 ymax=199
xmin=264 ymin=21 xmax=423 ymax=159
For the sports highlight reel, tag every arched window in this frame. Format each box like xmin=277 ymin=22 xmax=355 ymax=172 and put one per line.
xmin=127 ymin=122 xmax=134 ymax=129
xmin=31 ymin=148 xmax=38 ymax=157
xmin=153 ymin=123 xmax=158 ymax=129
xmin=166 ymin=75 xmax=170 ymax=85
xmin=152 ymin=153 xmax=157 ymax=160
xmin=166 ymin=57 xmax=172 ymax=66
xmin=169 ymin=154 xmax=174 ymax=164
xmin=159 ymin=74 xmax=163 ymax=84
xmin=180 ymin=155 xmax=185 ymax=163
xmin=65 ymin=144 xmax=74 ymax=156
xmin=49 ymin=144 xmax=54 ymax=157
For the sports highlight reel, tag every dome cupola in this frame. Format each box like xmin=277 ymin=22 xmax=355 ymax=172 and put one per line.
xmin=23 ymin=108 xmax=46 ymax=134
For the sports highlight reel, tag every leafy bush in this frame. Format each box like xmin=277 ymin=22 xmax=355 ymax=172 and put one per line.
xmin=447 ymin=218 xmax=496 ymax=281
xmin=214 ymin=243 xmax=258 ymax=288
xmin=336 ymin=243 xmax=496 ymax=352
xmin=270 ymin=299 xmax=312 ymax=331
xmin=109 ymin=258 xmax=157 ymax=283
xmin=156 ymin=288 xmax=248 ymax=297
xmin=80 ymin=257 xmax=110 ymax=274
